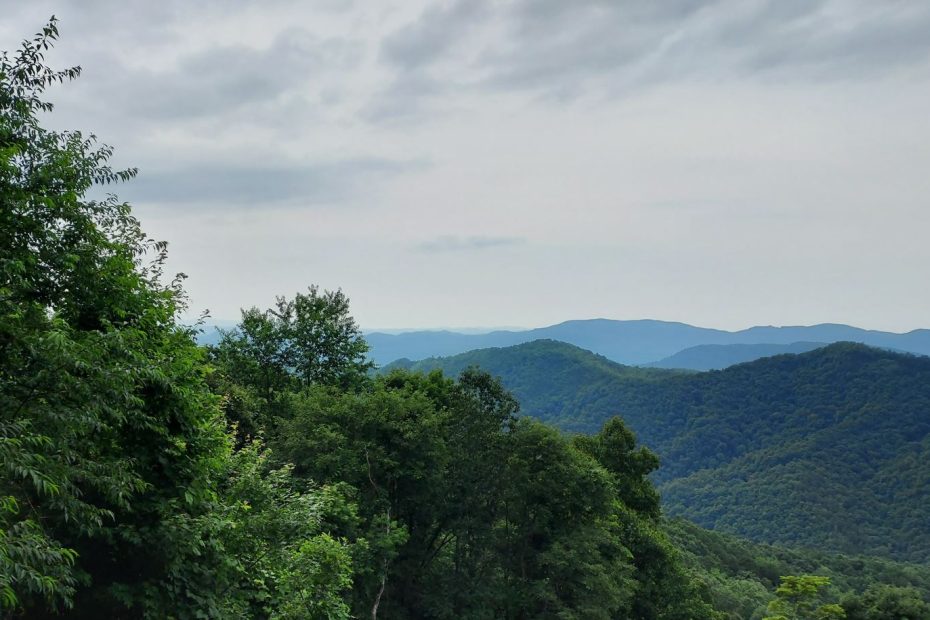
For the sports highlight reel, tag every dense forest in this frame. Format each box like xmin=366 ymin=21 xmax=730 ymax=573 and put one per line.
xmin=3 ymin=21 xmax=930 ymax=620
xmin=669 ymin=519 xmax=930 ymax=620
xmin=389 ymin=339 xmax=930 ymax=562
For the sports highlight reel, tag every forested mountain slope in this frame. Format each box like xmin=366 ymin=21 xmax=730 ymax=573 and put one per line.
xmin=367 ymin=319 xmax=930 ymax=366
xmin=391 ymin=341 xmax=930 ymax=561
xmin=666 ymin=518 xmax=930 ymax=619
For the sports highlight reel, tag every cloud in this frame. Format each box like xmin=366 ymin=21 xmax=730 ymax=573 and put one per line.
xmin=6 ymin=7 xmax=400 ymax=213
xmin=380 ymin=0 xmax=488 ymax=69
xmin=371 ymin=0 xmax=930 ymax=108
xmin=126 ymin=158 xmax=413 ymax=207
xmin=366 ymin=0 xmax=489 ymax=122
xmin=362 ymin=71 xmax=441 ymax=122
xmin=6 ymin=1 xmax=930 ymax=331
xmin=415 ymin=235 xmax=525 ymax=253
xmin=71 ymin=28 xmax=361 ymax=123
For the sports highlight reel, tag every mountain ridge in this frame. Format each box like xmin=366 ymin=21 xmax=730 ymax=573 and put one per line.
xmin=365 ymin=318 xmax=930 ymax=367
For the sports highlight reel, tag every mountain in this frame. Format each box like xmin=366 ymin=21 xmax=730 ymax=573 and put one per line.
xmin=191 ymin=320 xmax=241 ymax=347
xmin=665 ymin=518 xmax=930 ymax=619
xmin=364 ymin=329 xmax=530 ymax=365
xmin=365 ymin=319 xmax=930 ymax=367
xmin=388 ymin=341 xmax=930 ymax=562
xmin=645 ymin=341 xmax=828 ymax=370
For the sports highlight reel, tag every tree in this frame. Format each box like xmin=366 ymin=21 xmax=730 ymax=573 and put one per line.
xmin=193 ymin=440 xmax=356 ymax=619
xmin=842 ymin=584 xmax=930 ymax=620
xmin=212 ymin=287 xmax=372 ymax=397
xmin=1 ymin=20 xmax=362 ymax=618
xmin=573 ymin=416 xmax=661 ymax=517
xmin=764 ymin=576 xmax=846 ymax=620
xmin=493 ymin=418 xmax=634 ymax=619
xmin=210 ymin=288 xmax=373 ymax=443
xmin=1 ymin=19 xmax=223 ymax=616
xmin=269 ymin=367 xmax=719 ymax=620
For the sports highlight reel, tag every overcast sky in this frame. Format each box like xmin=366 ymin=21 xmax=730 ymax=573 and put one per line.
xmin=4 ymin=1 xmax=930 ymax=331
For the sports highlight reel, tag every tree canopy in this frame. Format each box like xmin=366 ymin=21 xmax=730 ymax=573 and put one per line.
xmin=0 ymin=20 xmax=352 ymax=618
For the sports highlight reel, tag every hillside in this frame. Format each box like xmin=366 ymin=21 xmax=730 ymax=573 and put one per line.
xmin=666 ymin=518 xmax=930 ymax=619
xmin=392 ymin=341 xmax=930 ymax=561
xmin=366 ymin=319 xmax=930 ymax=366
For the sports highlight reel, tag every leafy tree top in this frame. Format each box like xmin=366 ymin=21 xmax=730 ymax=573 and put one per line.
xmin=212 ymin=286 xmax=373 ymax=398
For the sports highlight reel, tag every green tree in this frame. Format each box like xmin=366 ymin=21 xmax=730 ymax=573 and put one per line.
xmin=0 ymin=18 xmax=233 ymax=616
xmin=842 ymin=584 xmax=930 ymax=620
xmin=212 ymin=287 xmax=372 ymax=400
xmin=494 ymin=418 xmax=634 ymax=619
xmin=764 ymin=576 xmax=846 ymax=620
xmin=194 ymin=440 xmax=355 ymax=619
xmin=269 ymin=365 xmax=718 ymax=619
xmin=272 ymin=371 xmax=458 ymax=618
xmin=573 ymin=416 xmax=661 ymax=517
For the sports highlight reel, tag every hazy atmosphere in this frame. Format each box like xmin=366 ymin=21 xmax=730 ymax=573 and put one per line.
xmin=5 ymin=0 xmax=929 ymax=331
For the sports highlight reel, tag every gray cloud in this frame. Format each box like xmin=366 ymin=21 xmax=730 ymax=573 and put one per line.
xmin=728 ymin=3 xmax=930 ymax=77
xmin=373 ymin=0 xmax=930 ymax=107
xmin=362 ymin=71 xmax=441 ymax=122
xmin=76 ymin=28 xmax=360 ymax=122
xmin=367 ymin=0 xmax=489 ymax=122
xmin=381 ymin=0 xmax=488 ymax=69
xmin=416 ymin=235 xmax=525 ymax=253
xmin=127 ymin=158 xmax=413 ymax=207
xmin=5 ymin=1 xmax=930 ymax=331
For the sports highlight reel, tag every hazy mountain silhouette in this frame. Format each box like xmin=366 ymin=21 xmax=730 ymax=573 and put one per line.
xmin=365 ymin=319 xmax=930 ymax=367
xmin=644 ymin=341 xmax=828 ymax=370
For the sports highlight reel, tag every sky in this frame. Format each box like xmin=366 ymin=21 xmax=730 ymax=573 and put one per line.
xmin=3 ymin=0 xmax=930 ymax=332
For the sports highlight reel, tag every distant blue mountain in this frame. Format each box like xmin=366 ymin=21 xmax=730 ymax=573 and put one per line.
xmin=644 ymin=342 xmax=829 ymax=370
xmin=192 ymin=321 xmax=240 ymax=347
xmin=365 ymin=319 xmax=930 ymax=367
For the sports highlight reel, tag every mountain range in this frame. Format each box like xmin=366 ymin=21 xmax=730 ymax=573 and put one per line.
xmin=365 ymin=319 xmax=930 ymax=368
xmin=386 ymin=340 xmax=930 ymax=562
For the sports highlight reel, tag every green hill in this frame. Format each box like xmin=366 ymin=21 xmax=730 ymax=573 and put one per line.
xmin=665 ymin=518 xmax=930 ymax=619
xmin=389 ymin=341 xmax=930 ymax=562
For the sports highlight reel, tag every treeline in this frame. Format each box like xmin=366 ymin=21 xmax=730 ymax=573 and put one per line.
xmin=206 ymin=297 xmax=718 ymax=618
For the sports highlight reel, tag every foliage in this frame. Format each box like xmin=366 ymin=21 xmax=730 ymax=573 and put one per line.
xmin=667 ymin=518 xmax=930 ymax=620
xmin=225 ymin=352 xmax=717 ymax=619
xmin=762 ymin=576 xmax=845 ymax=620
xmin=842 ymin=584 xmax=930 ymax=620
xmin=0 ymin=18 xmax=231 ymax=615
xmin=207 ymin=441 xmax=355 ymax=619
xmin=398 ymin=339 xmax=930 ymax=561
xmin=0 ymin=20 xmax=354 ymax=619
xmin=211 ymin=287 xmax=372 ymax=398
